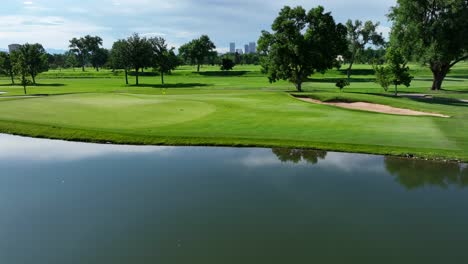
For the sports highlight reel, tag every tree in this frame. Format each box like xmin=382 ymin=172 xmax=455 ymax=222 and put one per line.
xmin=335 ymin=79 xmax=349 ymax=91
xmin=220 ymin=58 xmax=235 ymax=71
xmin=389 ymin=0 xmax=468 ymax=90
xmin=64 ymin=51 xmax=79 ymax=69
xmin=91 ymin=48 xmax=109 ymax=71
xmin=374 ymin=65 xmax=392 ymax=92
xmin=110 ymin=40 xmax=131 ymax=85
xmin=149 ymin=37 xmax=179 ymax=85
xmin=0 ymin=52 xmax=15 ymax=84
xmin=258 ymin=6 xmax=347 ymax=92
xmin=126 ymin=33 xmax=152 ymax=85
xmin=69 ymin=35 xmax=103 ymax=71
xmin=387 ymin=47 xmax=413 ymax=95
xmin=178 ymin=35 xmax=216 ymax=72
xmin=345 ymin=20 xmax=384 ymax=79
xmin=22 ymin=43 xmax=49 ymax=84
xmin=374 ymin=47 xmax=413 ymax=95
xmin=10 ymin=47 xmax=31 ymax=94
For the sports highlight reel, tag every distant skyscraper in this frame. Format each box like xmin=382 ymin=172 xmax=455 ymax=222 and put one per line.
xmin=249 ymin=42 xmax=256 ymax=54
xmin=229 ymin=42 xmax=235 ymax=53
xmin=244 ymin=44 xmax=249 ymax=54
xmin=8 ymin=44 xmax=21 ymax=53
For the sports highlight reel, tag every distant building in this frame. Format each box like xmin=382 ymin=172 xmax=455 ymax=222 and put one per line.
xmin=249 ymin=42 xmax=256 ymax=54
xmin=235 ymin=49 xmax=244 ymax=55
xmin=8 ymin=44 xmax=21 ymax=53
xmin=244 ymin=44 xmax=249 ymax=54
xmin=229 ymin=42 xmax=235 ymax=53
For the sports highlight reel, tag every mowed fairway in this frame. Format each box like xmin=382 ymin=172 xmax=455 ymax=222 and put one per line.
xmin=0 ymin=64 xmax=467 ymax=161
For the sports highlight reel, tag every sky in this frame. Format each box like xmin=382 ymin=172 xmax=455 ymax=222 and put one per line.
xmin=0 ymin=0 xmax=396 ymax=53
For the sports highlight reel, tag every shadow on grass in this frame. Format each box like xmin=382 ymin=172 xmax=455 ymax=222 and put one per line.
xmin=0 ymin=83 xmax=66 ymax=87
xmin=195 ymin=71 xmax=249 ymax=77
xmin=128 ymin=72 xmax=159 ymax=77
xmin=369 ymin=93 xmax=468 ymax=107
xmin=129 ymin=83 xmax=211 ymax=88
xmin=339 ymin=69 xmax=375 ymax=76
xmin=305 ymin=77 xmax=376 ymax=83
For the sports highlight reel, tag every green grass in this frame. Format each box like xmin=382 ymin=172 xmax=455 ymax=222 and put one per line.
xmin=0 ymin=63 xmax=467 ymax=161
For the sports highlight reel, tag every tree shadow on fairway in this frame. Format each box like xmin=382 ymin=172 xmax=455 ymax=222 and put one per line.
xmin=339 ymin=68 xmax=375 ymax=76
xmin=415 ymin=78 xmax=466 ymax=82
xmin=195 ymin=71 xmax=249 ymax=77
xmin=128 ymin=72 xmax=158 ymax=77
xmin=129 ymin=83 xmax=211 ymax=89
xmin=305 ymin=77 xmax=376 ymax=83
xmin=368 ymin=92 xmax=468 ymax=107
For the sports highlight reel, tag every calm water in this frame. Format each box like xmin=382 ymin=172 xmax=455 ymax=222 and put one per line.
xmin=0 ymin=134 xmax=467 ymax=264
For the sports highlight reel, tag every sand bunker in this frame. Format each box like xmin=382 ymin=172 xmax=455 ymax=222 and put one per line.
xmin=297 ymin=97 xmax=449 ymax=118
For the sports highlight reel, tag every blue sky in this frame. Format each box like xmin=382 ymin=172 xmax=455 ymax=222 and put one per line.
xmin=0 ymin=0 xmax=396 ymax=53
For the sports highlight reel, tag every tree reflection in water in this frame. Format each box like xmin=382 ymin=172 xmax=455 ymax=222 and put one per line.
xmin=385 ymin=157 xmax=468 ymax=189
xmin=272 ymin=148 xmax=327 ymax=164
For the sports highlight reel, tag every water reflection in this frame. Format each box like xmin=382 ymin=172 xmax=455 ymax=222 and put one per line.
xmin=1 ymin=134 xmax=468 ymax=263
xmin=272 ymin=148 xmax=327 ymax=164
xmin=385 ymin=157 xmax=468 ymax=189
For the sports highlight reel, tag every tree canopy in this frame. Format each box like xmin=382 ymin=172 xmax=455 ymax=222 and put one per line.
xmin=69 ymin=35 xmax=103 ymax=71
xmin=178 ymin=35 xmax=216 ymax=72
xmin=149 ymin=37 xmax=179 ymax=85
xmin=345 ymin=20 xmax=385 ymax=79
xmin=258 ymin=6 xmax=347 ymax=92
xmin=126 ymin=33 xmax=152 ymax=85
xmin=389 ymin=0 xmax=468 ymax=90
xmin=0 ymin=52 xmax=15 ymax=84
xmin=21 ymin=43 xmax=49 ymax=84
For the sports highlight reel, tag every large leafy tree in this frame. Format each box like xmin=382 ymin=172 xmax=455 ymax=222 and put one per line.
xmin=258 ymin=6 xmax=347 ymax=92
xmin=375 ymin=47 xmax=413 ymax=96
xmin=126 ymin=33 xmax=152 ymax=85
xmin=149 ymin=37 xmax=179 ymax=85
xmin=178 ymin=35 xmax=216 ymax=72
xmin=389 ymin=0 xmax=468 ymax=90
xmin=0 ymin=52 xmax=15 ymax=84
xmin=10 ymin=47 xmax=31 ymax=94
xmin=91 ymin=48 xmax=109 ymax=71
xmin=110 ymin=40 xmax=131 ymax=85
xmin=22 ymin=43 xmax=49 ymax=84
xmin=69 ymin=35 xmax=103 ymax=72
xmin=345 ymin=20 xmax=384 ymax=79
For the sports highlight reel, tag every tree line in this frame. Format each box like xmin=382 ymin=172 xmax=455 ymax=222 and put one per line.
xmin=1 ymin=0 xmax=466 ymax=92
xmin=259 ymin=0 xmax=467 ymax=92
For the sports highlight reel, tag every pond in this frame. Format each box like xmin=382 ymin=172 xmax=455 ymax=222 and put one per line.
xmin=0 ymin=134 xmax=467 ymax=264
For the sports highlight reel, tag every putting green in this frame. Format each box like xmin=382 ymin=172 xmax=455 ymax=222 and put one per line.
xmin=0 ymin=93 xmax=216 ymax=131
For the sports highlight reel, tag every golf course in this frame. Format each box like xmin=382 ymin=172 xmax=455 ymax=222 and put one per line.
xmin=0 ymin=63 xmax=467 ymax=162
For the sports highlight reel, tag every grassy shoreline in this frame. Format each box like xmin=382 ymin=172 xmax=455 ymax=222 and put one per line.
xmin=0 ymin=64 xmax=467 ymax=162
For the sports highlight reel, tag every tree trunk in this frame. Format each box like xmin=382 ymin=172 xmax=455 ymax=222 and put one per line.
xmin=9 ymin=70 xmax=14 ymax=84
xmin=125 ymin=69 xmax=128 ymax=85
xmin=295 ymin=81 xmax=303 ymax=92
xmin=135 ymin=67 xmax=139 ymax=85
xmin=31 ymin=74 xmax=36 ymax=85
xmin=161 ymin=72 xmax=164 ymax=85
xmin=431 ymin=62 xmax=450 ymax=91
xmin=82 ymin=65 xmax=85 ymax=72
xmin=347 ymin=61 xmax=354 ymax=80
xmin=23 ymin=85 xmax=27 ymax=95
xmin=197 ymin=64 xmax=200 ymax=72
xmin=96 ymin=67 xmax=99 ymax=72
xmin=394 ymin=84 xmax=398 ymax=96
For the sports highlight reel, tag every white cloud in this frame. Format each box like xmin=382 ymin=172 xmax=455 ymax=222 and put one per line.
xmin=0 ymin=134 xmax=175 ymax=162
xmin=0 ymin=15 xmax=112 ymax=49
